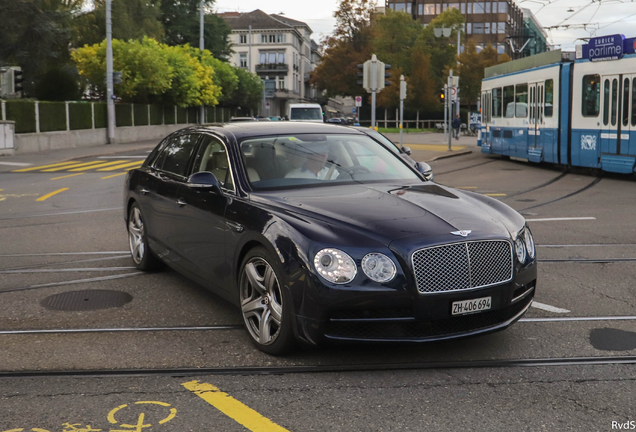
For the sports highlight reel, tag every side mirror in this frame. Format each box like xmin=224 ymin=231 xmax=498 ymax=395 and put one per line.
xmin=415 ymin=162 xmax=433 ymax=181
xmin=187 ymin=171 xmax=221 ymax=194
xmin=401 ymin=146 xmax=412 ymax=156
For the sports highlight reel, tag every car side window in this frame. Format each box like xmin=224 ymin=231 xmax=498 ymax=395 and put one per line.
xmin=191 ymin=135 xmax=234 ymax=191
xmin=156 ymin=134 xmax=199 ymax=177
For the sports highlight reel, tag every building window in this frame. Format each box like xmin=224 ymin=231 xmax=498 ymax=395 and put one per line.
xmin=278 ymin=53 xmax=285 ymax=63
xmin=240 ymin=35 xmax=247 ymax=44
xmin=261 ymin=34 xmax=267 ymax=43
xmin=485 ymin=22 xmax=490 ymax=34
xmin=279 ymin=77 xmax=285 ymax=90
xmin=461 ymin=3 xmax=466 ymax=13
xmin=394 ymin=2 xmax=406 ymax=11
xmin=268 ymin=52 xmax=276 ymax=63
xmin=277 ymin=34 xmax=285 ymax=43
xmin=467 ymin=23 xmax=472 ymax=34
xmin=449 ymin=2 xmax=459 ymax=9
xmin=498 ymin=22 xmax=506 ymax=33
xmin=473 ymin=23 xmax=485 ymax=34
xmin=486 ymin=2 xmax=491 ymax=13
xmin=239 ymin=53 xmax=247 ymax=68
xmin=474 ymin=2 xmax=485 ymax=13
xmin=436 ymin=3 xmax=441 ymax=13
xmin=259 ymin=52 xmax=266 ymax=64
xmin=497 ymin=43 xmax=506 ymax=54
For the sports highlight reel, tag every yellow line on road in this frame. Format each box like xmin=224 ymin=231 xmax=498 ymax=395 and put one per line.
xmin=51 ymin=173 xmax=85 ymax=180
xmin=37 ymin=188 xmax=69 ymax=201
xmin=101 ymin=172 xmax=128 ymax=180
xmin=98 ymin=161 xmax=143 ymax=171
xmin=12 ymin=161 xmax=80 ymax=172
xmin=182 ymin=380 xmax=290 ymax=432
xmin=485 ymin=193 xmax=507 ymax=197
xmin=68 ymin=160 xmax=128 ymax=171
xmin=41 ymin=161 xmax=103 ymax=172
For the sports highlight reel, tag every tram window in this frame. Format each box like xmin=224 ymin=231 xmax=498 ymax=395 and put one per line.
xmin=545 ymin=79 xmax=554 ymax=117
xmin=515 ymin=84 xmax=528 ymax=117
xmin=611 ymin=78 xmax=618 ymax=126
xmin=503 ymin=85 xmax=514 ymax=118
xmin=582 ymin=74 xmax=600 ymax=118
xmin=603 ymin=79 xmax=610 ymax=125
xmin=623 ymin=78 xmax=630 ymax=127
xmin=492 ymin=88 xmax=502 ymax=117
xmin=632 ymin=78 xmax=636 ymax=127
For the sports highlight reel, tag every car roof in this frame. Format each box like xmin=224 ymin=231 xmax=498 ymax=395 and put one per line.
xmin=188 ymin=122 xmax=365 ymax=141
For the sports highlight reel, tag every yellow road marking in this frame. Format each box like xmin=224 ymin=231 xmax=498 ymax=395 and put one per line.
xmin=12 ymin=161 xmax=80 ymax=172
xmin=51 ymin=173 xmax=85 ymax=180
xmin=406 ymin=144 xmax=467 ymax=151
xmin=456 ymin=186 xmax=477 ymax=189
xmin=97 ymin=161 xmax=143 ymax=171
xmin=485 ymin=193 xmax=507 ymax=197
xmin=182 ymin=380 xmax=290 ymax=432
xmin=36 ymin=188 xmax=69 ymax=201
xmin=101 ymin=172 xmax=128 ymax=180
xmin=68 ymin=160 xmax=128 ymax=171
xmin=41 ymin=161 xmax=103 ymax=172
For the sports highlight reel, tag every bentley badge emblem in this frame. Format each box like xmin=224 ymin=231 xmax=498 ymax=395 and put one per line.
xmin=451 ymin=230 xmax=472 ymax=237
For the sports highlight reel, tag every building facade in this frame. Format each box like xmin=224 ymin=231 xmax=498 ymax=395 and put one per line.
xmin=522 ymin=8 xmax=551 ymax=57
xmin=220 ymin=10 xmax=320 ymax=117
xmin=386 ymin=0 xmax=525 ymax=57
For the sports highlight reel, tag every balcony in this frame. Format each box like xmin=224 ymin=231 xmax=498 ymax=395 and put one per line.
xmin=255 ymin=63 xmax=289 ymax=74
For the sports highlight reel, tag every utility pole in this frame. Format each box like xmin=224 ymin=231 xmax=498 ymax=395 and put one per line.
xmin=199 ymin=0 xmax=205 ymax=124
xmin=371 ymin=55 xmax=377 ymax=129
xmin=106 ymin=0 xmax=115 ymax=144
xmin=448 ymin=69 xmax=453 ymax=151
xmin=399 ymin=75 xmax=406 ymax=149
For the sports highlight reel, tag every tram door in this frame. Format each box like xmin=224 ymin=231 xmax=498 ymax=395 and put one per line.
xmin=600 ymin=75 xmax=621 ymax=155
xmin=619 ymin=75 xmax=634 ymax=156
xmin=529 ymin=82 xmax=544 ymax=149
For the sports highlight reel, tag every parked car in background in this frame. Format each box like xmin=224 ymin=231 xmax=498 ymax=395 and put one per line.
xmin=326 ymin=117 xmax=346 ymax=125
xmin=288 ymin=103 xmax=323 ymax=123
xmin=269 ymin=116 xmax=282 ymax=121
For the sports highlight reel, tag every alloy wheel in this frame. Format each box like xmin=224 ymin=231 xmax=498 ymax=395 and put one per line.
xmin=128 ymin=207 xmax=145 ymax=265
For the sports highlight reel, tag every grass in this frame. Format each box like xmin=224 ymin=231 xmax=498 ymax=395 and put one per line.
xmin=375 ymin=127 xmax=436 ymax=134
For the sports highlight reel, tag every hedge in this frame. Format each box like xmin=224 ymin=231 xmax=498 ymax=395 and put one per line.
xmin=164 ymin=106 xmax=175 ymax=124
xmin=115 ymin=104 xmax=133 ymax=127
xmin=94 ymin=103 xmax=107 ymax=129
xmin=187 ymin=107 xmax=198 ymax=124
xmin=150 ymin=105 xmax=163 ymax=125
xmin=133 ymin=104 xmax=149 ymax=126
xmin=5 ymin=100 xmax=36 ymax=133
xmin=69 ymin=103 xmax=92 ymax=130
xmin=176 ymin=107 xmax=187 ymax=124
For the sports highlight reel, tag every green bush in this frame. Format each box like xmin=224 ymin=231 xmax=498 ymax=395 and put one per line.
xmin=133 ymin=104 xmax=149 ymax=126
xmin=187 ymin=107 xmax=198 ymax=124
xmin=150 ymin=105 xmax=163 ymax=125
xmin=5 ymin=100 xmax=37 ymax=134
xmin=205 ymin=106 xmax=215 ymax=123
xmin=35 ymin=68 xmax=82 ymax=101
xmin=116 ymin=104 xmax=133 ymax=127
xmin=69 ymin=103 xmax=93 ymax=130
xmin=94 ymin=103 xmax=107 ymax=128
xmin=176 ymin=107 xmax=187 ymax=124
xmin=39 ymin=102 xmax=67 ymax=132
xmin=164 ymin=106 xmax=175 ymax=124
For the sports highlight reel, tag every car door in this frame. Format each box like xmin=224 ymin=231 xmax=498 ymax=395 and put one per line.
xmin=174 ymin=134 xmax=233 ymax=291
xmin=144 ymin=133 xmax=199 ymax=262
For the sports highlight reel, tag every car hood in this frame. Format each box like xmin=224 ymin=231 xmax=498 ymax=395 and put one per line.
xmin=258 ymin=183 xmax=519 ymax=247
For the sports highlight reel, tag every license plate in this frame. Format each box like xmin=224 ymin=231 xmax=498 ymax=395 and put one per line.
xmin=452 ymin=296 xmax=492 ymax=316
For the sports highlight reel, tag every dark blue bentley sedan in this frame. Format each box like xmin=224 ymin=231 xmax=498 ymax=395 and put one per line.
xmin=124 ymin=122 xmax=537 ymax=355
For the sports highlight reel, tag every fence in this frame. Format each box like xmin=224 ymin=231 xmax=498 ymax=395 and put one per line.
xmin=0 ymin=100 xmax=236 ymax=134
xmin=357 ymin=119 xmax=440 ymax=129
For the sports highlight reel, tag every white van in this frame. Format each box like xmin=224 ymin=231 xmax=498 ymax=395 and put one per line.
xmin=288 ymin=103 xmax=323 ymax=123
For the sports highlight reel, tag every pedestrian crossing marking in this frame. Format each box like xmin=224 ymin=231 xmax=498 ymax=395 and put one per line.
xmin=68 ymin=160 xmax=128 ymax=171
xmin=12 ymin=160 xmax=143 ymax=173
xmin=12 ymin=161 xmax=81 ymax=172
xmin=97 ymin=161 xmax=144 ymax=171
xmin=41 ymin=161 xmax=104 ymax=172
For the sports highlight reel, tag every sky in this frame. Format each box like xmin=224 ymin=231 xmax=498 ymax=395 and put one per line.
xmin=213 ymin=0 xmax=636 ymax=51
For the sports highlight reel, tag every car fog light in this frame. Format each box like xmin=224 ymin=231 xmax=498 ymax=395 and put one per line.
xmin=515 ymin=236 xmax=527 ymax=263
xmin=524 ymin=227 xmax=535 ymax=260
xmin=314 ymin=248 xmax=357 ymax=284
xmin=361 ymin=253 xmax=396 ymax=283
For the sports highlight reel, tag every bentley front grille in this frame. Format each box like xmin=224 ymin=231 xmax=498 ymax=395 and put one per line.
xmin=412 ymin=240 xmax=513 ymax=294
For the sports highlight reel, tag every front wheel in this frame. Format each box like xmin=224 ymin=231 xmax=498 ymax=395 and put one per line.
xmin=238 ymin=247 xmax=296 ymax=355
xmin=128 ymin=203 xmax=163 ymax=271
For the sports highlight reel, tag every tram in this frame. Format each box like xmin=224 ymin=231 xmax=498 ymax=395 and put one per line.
xmin=480 ymin=34 xmax=636 ymax=174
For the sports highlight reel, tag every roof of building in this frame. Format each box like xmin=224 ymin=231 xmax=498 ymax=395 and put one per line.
xmin=220 ymin=9 xmax=312 ymax=33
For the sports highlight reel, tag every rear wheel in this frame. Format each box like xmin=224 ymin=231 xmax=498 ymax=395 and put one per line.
xmin=239 ymin=247 xmax=296 ymax=355
xmin=128 ymin=204 xmax=162 ymax=271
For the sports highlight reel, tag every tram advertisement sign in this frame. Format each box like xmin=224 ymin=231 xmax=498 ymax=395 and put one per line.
xmin=587 ymin=34 xmax=625 ymax=62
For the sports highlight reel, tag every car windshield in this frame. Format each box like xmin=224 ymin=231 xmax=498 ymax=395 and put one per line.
xmin=290 ymin=108 xmax=322 ymax=120
xmin=240 ymin=134 xmax=420 ymax=190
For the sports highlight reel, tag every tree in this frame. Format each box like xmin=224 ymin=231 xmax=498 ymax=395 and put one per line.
xmin=161 ymin=0 xmax=232 ymax=59
xmin=407 ymin=49 xmax=440 ymax=115
xmin=332 ymin=0 xmax=376 ymax=48
xmin=371 ymin=10 xmax=421 ymax=76
xmin=227 ymin=68 xmax=264 ymax=112
xmin=376 ymin=66 xmax=404 ymax=109
xmin=455 ymin=41 xmax=511 ymax=106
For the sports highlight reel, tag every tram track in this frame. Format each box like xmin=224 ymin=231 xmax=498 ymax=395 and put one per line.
xmin=432 ymin=159 xmax=497 ymax=176
xmin=0 ymin=355 xmax=635 ymax=379
xmin=519 ymin=177 xmax=602 ymax=212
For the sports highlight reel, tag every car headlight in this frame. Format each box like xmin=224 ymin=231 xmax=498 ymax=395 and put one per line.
xmin=514 ymin=235 xmax=527 ymax=264
xmin=361 ymin=253 xmax=396 ymax=283
xmin=314 ymin=248 xmax=357 ymax=284
xmin=524 ymin=227 xmax=535 ymax=260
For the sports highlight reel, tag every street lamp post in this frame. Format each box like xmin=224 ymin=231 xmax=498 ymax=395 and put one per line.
xmin=106 ymin=0 xmax=115 ymax=143
xmin=199 ymin=1 xmax=205 ymax=124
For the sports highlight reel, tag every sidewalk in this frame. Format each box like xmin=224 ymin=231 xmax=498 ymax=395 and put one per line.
xmin=383 ymin=131 xmax=479 ymax=162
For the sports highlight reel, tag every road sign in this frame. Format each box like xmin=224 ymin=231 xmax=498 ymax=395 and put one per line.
xmin=450 ymin=86 xmax=458 ymax=101
xmin=355 ymin=96 xmax=362 ymax=107
xmin=352 ymin=107 xmax=357 ymax=114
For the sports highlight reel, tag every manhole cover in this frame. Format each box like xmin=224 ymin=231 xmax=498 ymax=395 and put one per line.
xmin=590 ymin=328 xmax=636 ymax=351
xmin=42 ymin=290 xmax=132 ymax=311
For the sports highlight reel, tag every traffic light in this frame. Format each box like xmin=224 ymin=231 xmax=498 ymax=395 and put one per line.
xmin=357 ymin=64 xmax=364 ymax=86
xmin=439 ymin=89 xmax=445 ymax=101
xmin=13 ymin=68 xmax=23 ymax=93
xmin=384 ymin=64 xmax=391 ymax=87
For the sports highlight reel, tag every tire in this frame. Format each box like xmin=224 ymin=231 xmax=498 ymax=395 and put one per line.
xmin=238 ymin=247 xmax=296 ymax=355
xmin=127 ymin=203 xmax=163 ymax=271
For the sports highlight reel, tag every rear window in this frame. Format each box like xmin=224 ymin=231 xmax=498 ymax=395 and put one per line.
xmin=290 ymin=108 xmax=322 ymax=120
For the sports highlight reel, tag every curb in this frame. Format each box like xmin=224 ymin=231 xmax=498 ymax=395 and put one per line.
xmin=428 ymin=149 xmax=473 ymax=162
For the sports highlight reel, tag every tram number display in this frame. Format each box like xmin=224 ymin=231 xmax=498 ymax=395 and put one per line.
xmin=452 ymin=296 xmax=492 ymax=315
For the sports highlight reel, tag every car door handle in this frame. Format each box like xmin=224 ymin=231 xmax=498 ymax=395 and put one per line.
xmin=226 ymin=221 xmax=244 ymax=233
xmin=140 ymin=188 xmax=150 ymax=195
xmin=176 ymin=199 xmax=186 ymax=207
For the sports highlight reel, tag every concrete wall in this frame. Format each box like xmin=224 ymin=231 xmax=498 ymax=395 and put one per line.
xmin=13 ymin=124 xmax=195 ymax=154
